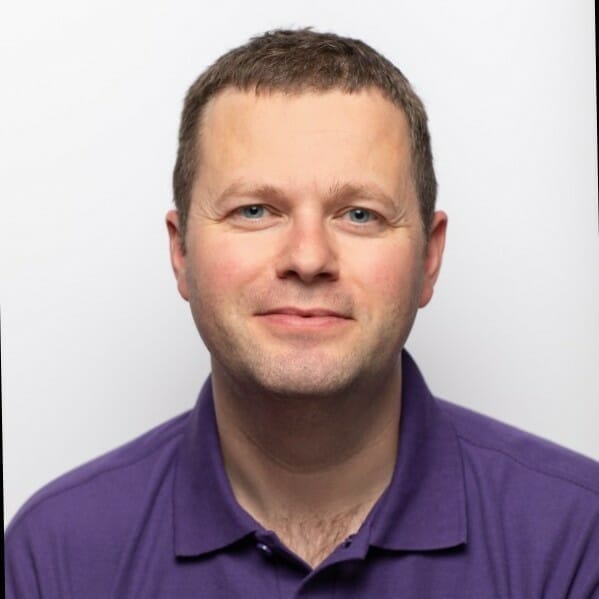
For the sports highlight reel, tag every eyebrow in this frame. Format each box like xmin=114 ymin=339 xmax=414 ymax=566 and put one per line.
xmin=216 ymin=179 xmax=396 ymax=207
xmin=328 ymin=181 xmax=396 ymax=206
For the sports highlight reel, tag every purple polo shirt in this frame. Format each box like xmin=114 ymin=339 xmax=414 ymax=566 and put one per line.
xmin=5 ymin=352 xmax=599 ymax=597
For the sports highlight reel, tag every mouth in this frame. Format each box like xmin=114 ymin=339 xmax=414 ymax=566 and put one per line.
xmin=260 ymin=307 xmax=351 ymax=318
xmin=256 ymin=307 xmax=353 ymax=330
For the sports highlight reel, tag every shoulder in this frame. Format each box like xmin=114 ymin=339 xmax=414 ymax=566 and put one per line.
xmin=437 ymin=399 xmax=599 ymax=595
xmin=438 ymin=398 xmax=599 ymax=498
xmin=5 ymin=411 xmax=191 ymax=598
xmin=8 ymin=410 xmax=191 ymax=529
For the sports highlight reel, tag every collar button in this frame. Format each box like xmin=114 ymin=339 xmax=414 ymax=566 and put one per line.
xmin=256 ymin=542 xmax=273 ymax=557
xmin=343 ymin=534 xmax=356 ymax=548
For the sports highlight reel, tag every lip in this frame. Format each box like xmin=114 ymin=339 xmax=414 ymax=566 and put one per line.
xmin=256 ymin=307 xmax=352 ymax=330
xmin=259 ymin=307 xmax=351 ymax=319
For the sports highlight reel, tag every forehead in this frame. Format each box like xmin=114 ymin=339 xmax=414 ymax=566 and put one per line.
xmin=196 ymin=88 xmax=413 ymax=197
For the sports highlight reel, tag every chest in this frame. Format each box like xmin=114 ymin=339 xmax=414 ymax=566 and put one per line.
xmin=264 ymin=506 xmax=370 ymax=569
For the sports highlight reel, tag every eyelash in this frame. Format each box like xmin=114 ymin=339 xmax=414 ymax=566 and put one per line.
xmin=239 ymin=205 xmax=269 ymax=219
xmin=345 ymin=208 xmax=378 ymax=224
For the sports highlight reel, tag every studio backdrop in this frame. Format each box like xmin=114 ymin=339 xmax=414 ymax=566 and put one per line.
xmin=1 ymin=0 xmax=597 ymax=525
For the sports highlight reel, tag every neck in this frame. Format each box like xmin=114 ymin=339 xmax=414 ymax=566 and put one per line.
xmin=211 ymin=360 xmax=402 ymax=527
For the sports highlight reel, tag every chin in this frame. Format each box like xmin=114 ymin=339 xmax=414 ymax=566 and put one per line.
xmin=241 ymin=351 xmax=374 ymax=399
xmin=256 ymin=375 xmax=351 ymax=399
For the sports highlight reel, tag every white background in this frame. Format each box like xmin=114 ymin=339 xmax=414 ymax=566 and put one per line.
xmin=1 ymin=0 xmax=597 ymax=525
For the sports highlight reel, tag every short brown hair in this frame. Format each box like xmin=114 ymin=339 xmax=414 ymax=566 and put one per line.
xmin=173 ymin=28 xmax=437 ymax=244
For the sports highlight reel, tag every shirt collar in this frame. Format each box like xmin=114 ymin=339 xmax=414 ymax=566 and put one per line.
xmin=173 ymin=377 xmax=259 ymax=557
xmin=368 ymin=350 xmax=468 ymax=551
xmin=173 ymin=350 xmax=468 ymax=557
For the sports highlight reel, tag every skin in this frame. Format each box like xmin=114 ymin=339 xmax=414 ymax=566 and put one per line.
xmin=167 ymin=88 xmax=447 ymax=568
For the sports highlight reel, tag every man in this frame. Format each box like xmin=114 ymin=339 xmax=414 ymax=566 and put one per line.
xmin=5 ymin=28 xmax=599 ymax=598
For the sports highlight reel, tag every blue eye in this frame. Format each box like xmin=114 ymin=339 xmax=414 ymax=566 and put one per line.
xmin=347 ymin=208 xmax=375 ymax=223
xmin=241 ymin=205 xmax=266 ymax=219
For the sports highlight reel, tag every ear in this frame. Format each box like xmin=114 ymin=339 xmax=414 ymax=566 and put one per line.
xmin=419 ymin=211 xmax=448 ymax=308
xmin=166 ymin=210 xmax=190 ymax=301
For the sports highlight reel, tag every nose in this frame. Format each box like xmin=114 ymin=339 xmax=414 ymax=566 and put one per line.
xmin=275 ymin=217 xmax=339 ymax=284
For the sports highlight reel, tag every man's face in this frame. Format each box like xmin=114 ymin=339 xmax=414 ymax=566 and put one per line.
xmin=167 ymin=88 xmax=446 ymax=397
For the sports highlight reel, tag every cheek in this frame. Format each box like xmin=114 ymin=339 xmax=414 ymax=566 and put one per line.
xmin=347 ymin=242 xmax=422 ymax=302
xmin=188 ymin=234 xmax=269 ymax=297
